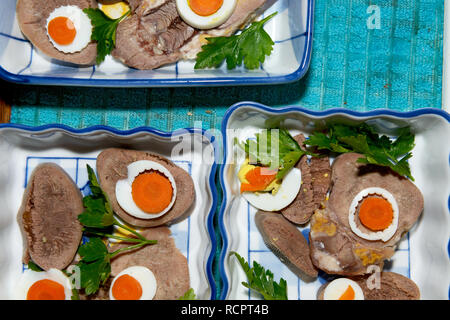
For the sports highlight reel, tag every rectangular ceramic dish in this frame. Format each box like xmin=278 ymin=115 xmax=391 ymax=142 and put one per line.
xmin=0 ymin=0 xmax=314 ymax=87
xmin=443 ymin=2 xmax=449 ymax=112
xmin=218 ymin=102 xmax=450 ymax=300
xmin=0 ymin=124 xmax=218 ymax=300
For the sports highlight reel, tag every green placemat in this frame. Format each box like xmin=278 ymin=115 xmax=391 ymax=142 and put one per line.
xmin=3 ymin=0 xmax=445 ymax=300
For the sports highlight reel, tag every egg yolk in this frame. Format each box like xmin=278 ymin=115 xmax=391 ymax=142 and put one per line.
xmin=27 ymin=279 xmax=66 ymax=300
xmin=240 ymin=166 xmax=278 ymax=193
xmin=48 ymin=16 xmax=77 ymax=45
xmin=188 ymin=0 xmax=223 ymax=16
xmin=131 ymin=171 xmax=173 ymax=214
xmin=100 ymin=2 xmax=130 ymax=20
xmin=112 ymin=274 xmax=143 ymax=300
xmin=358 ymin=197 xmax=394 ymax=231
xmin=338 ymin=285 xmax=355 ymax=300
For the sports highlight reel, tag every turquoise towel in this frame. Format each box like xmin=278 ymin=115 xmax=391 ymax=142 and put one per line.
xmin=7 ymin=0 xmax=445 ymax=130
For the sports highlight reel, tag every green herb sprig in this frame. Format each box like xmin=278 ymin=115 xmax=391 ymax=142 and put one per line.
xmin=238 ymin=128 xmax=311 ymax=180
xmin=78 ymin=165 xmax=154 ymax=242
xmin=178 ymin=288 xmax=197 ymax=300
xmin=195 ymin=12 xmax=277 ymax=70
xmin=74 ymin=165 xmax=157 ymax=295
xmin=83 ymin=8 xmax=130 ymax=65
xmin=231 ymin=252 xmax=288 ymax=300
xmin=304 ymin=123 xmax=416 ymax=180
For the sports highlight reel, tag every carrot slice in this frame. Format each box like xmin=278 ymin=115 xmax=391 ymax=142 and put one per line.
xmin=27 ymin=279 xmax=66 ymax=300
xmin=48 ymin=17 xmax=76 ymax=45
xmin=358 ymin=197 xmax=393 ymax=231
xmin=131 ymin=171 xmax=173 ymax=214
xmin=338 ymin=285 xmax=355 ymax=300
xmin=240 ymin=167 xmax=277 ymax=193
xmin=111 ymin=274 xmax=143 ymax=300
xmin=188 ymin=0 xmax=223 ymax=16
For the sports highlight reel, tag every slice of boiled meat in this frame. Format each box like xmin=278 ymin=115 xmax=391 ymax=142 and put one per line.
xmin=110 ymin=227 xmax=190 ymax=300
xmin=255 ymin=210 xmax=318 ymax=279
xmin=79 ymin=227 xmax=190 ymax=300
xmin=113 ymin=0 xmax=195 ymax=70
xmin=16 ymin=0 xmax=98 ymax=65
xmin=96 ymin=148 xmax=195 ymax=228
xmin=309 ymin=153 xmax=424 ymax=276
xmin=281 ymin=134 xmax=332 ymax=225
xmin=317 ymin=272 xmax=420 ymax=300
xmin=17 ymin=163 xmax=84 ymax=271
xmin=114 ymin=0 xmax=269 ymax=69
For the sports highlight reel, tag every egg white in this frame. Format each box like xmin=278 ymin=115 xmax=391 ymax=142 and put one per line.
xmin=176 ymin=0 xmax=237 ymax=29
xmin=242 ymin=167 xmax=301 ymax=212
xmin=348 ymin=187 xmax=399 ymax=242
xmin=323 ymin=278 xmax=365 ymax=300
xmin=14 ymin=268 xmax=73 ymax=300
xmin=115 ymin=160 xmax=177 ymax=220
xmin=46 ymin=6 xmax=93 ymax=54
xmin=109 ymin=266 xmax=157 ymax=300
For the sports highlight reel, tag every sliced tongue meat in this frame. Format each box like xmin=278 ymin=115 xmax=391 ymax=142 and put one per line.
xmin=281 ymin=134 xmax=332 ymax=225
xmin=114 ymin=0 xmax=269 ymax=69
xmin=113 ymin=0 xmax=195 ymax=70
xmin=255 ymin=210 xmax=318 ymax=280
xmin=16 ymin=0 xmax=98 ymax=65
xmin=17 ymin=163 xmax=84 ymax=271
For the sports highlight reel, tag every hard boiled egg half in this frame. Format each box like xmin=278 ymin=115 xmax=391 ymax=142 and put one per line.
xmin=116 ymin=160 xmax=177 ymax=220
xmin=238 ymin=161 xmax=301 ymax=212
xmin=348 ymin=187 xmax=399 ymax=242
xmin=323 ymin=278 xmax=365 ymax=300
xmin=176 ymin=0 xmax=237 ymax=29
xmin=109 ymin=266 xmax=157 ymax=300
xmin=46 ymin=6 xmax=93 ymax=53
xmin=14 ymin=268 xmax=73 ymax=300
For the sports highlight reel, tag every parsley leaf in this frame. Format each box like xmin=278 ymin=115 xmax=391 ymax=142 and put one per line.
xmin=231 ymin=252 xmax=287 ymax=300
xmin=75 ymin=236 xmax=157 ymax=296
xmin=239 ymin=128 xmax=310 ymax=180
xmin=178 ymin=288 xmax=197 ymax=300
xmin=78 ymin=165 xmax=114 ymax=228
xmin=195 ymin=12 xmax=277 ymax=70
xmin=83 ymin=8 xmax=130 ymax=65
xmin=305 ymin=123 xmax=416 ymax=180
xmin=76 ymin=238 xmax=111 ymax=295
xmin=79 ymin=165 xmax=153 ymax=243
xmin=27 ymin=260 xmax=44 ymax=272
xmin=74 ymin=165 xmax=158 ymax=296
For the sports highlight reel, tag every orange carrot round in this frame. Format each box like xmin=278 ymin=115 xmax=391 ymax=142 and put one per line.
xmin=111 ymin=274 xmax=143 ymax=300
xmin=27 ymin=279 xmax=66 ymax=300
xmin=359 ymin=197 xmax=394 ymax=231
xmin=240 ymin=167 xmax=278 ymax=193
xmin=188 ymin=0 xmax=223 ymax=16
xmin=132 ymin=171 xmax=173 ymax=214
xmin=338 ymin=285 xmax=355 ymax=300
xmin=48 ymin=17 xmax=76 ymax=45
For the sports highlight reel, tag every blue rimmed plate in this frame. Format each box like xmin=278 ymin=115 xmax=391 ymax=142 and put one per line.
xmin=0 ymin=124 xmax=218 ymax=300
xmin=218 ymin=101 xmax=450 ymax=300
xmin=0 ymin=0 xmax=314 ymax=87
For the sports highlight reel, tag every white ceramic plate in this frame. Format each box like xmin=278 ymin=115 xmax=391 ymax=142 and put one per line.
xmin=0 ymin=0 xmax=314 ymax=87
xmin=443 ymin=2 xmax=449 ymax=112
xmin=0 ymin=124 xmax=218 ymax=300
xmin=218 ymin=102 xmax=450 ymax=300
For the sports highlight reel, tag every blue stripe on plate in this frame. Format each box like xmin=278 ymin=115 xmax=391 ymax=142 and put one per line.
xmin=17 ymin=44 xmax=33 ymax=75
xmin=0 ymin=32 xmax=29 ymax=43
